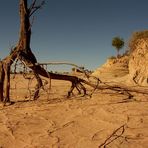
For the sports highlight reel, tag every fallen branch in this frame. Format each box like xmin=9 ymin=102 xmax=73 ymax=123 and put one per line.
xmin=95 ymin=82 xmax=148 ymax=100
xmin=36 ymin=61 xmax=91 ymax=78
xmin=98 ymin=124 xmax=126 ymax=148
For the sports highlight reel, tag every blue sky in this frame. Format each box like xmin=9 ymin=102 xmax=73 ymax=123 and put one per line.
xmin=0 ymin=0 xmax=148 ymax=71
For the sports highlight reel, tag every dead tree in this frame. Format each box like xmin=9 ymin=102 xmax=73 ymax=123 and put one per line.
xmin=0 ymin=0 xmax=43 ymax=103
xmin=0 ymin=0 xmax=97 ymax=104
xmin=0 ymin=61 xmax=4 ymax=102
xmin=16 ymin=0 xmax=90 ymax=99
xmin=1 ymin=0 xmax=146 ymax=104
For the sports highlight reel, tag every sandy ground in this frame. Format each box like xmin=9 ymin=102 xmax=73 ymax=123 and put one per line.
xmin=0 ymin=74 xmax=148 ymax=148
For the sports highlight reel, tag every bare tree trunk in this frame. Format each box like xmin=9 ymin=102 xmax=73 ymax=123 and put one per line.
xmin=0 ymin=0 xmax=93 ymax=103
xmin=33 ymin=72 xmax=43 ymax=99
xmin=17 ymin=0 xmax=43 ymax=99
xmin=16 ymin=0 xmax=88 ymax=98
xmin=0 ymin=61 xmax=4 ymax=102
xmin=3 ymin=63 xmax=10 ymax=103
xmin=0 ymin=0 xmax=144 ymax=104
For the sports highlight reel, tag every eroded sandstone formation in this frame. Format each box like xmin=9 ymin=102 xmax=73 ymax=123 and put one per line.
xmin=129 ymin=39 xmax=148 ymax=86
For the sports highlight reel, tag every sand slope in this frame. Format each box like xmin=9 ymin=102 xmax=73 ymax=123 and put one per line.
xmin=92 ymin=56 xmax=129 ymax=83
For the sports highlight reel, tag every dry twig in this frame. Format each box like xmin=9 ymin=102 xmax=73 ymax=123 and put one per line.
xmin=98 ymin=124 xmax=126 ymax=148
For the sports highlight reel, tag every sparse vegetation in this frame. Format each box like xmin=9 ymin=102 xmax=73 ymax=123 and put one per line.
xmin=128 ymin=30 xmax=148 ymax=52
xmin=112 ymin=37 xmax=124 ymax=57
xmin=108 ymin=56 xmax=116 ymax=60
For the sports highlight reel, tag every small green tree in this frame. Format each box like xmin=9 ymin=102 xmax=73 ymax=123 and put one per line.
xmin=112 ymin=37 xmax=124 ymax=57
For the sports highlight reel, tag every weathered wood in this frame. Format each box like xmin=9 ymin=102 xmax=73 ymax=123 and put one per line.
xmin=0 ymin=0 xmax=91 ymax=103
xmin=0 ymin=61 xmax=4 ymax=102
xmin=2 ymin=0 xmax=146 ymax=104
xmin=3 ymin=63 xmax=10 ymax=103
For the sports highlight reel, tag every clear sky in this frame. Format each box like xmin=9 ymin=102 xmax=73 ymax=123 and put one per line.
xmin=0 ymin=0 xmax=148 ymax=71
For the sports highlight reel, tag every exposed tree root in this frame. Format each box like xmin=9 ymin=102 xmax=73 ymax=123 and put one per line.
xmin=98 ymin=124 xmax=127 ymax=148
xmin=67 ymin=81 xmax=86 ymax=98
xmin=1 ymin=0 xmax=148 ymax=105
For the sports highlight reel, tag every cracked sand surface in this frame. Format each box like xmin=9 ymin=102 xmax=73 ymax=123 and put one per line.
xmin=0 ymin=75 xmax=148 ymax=147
